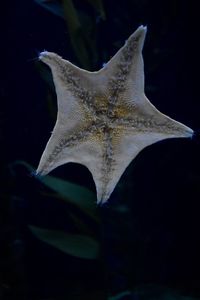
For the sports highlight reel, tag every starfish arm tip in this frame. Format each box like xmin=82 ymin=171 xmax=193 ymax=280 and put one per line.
xmin=186 ymin=127 xmax=194 ymax=138
xmin=136 ymin=25 xmax=148 ymax=36
xmin=96 ymin=190 xmax=111 ymax=205
xmin=143 ymin=25 xmax=147 ymax=31
xmin=35 ymin=169 xmax=43 ymax=177
xmin=38 ymin=51 xmax=62 ymax=68
xmin=138 ymin=24 xmax=147 ymax=31
xmin=39 ymin=51 xmax=50 ymax=60
xmin=97 ymin=196 xmax=109 ymax=206
xmin=126 ymin=24 xmax=147 ymax=52
xmin=34 ymin=171 xmax=43 ymax=178
xmin=35 ymin=164 xmax=49 ymax=177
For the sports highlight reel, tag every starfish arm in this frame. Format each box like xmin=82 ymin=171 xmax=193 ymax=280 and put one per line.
xmin=99 ymin=25 xmax=147 ymax=107
xmin=97 ymin=120 xmax=193 ymax=204
xmin=101 ymin=25 xmax=146 ymax=73
xmin=36 ymin=130 xmax=105 ymax=199
xmin=36 ymin=116 xmax=101 ymax=175
xmin=122 ymin=94 xmax=194 ymax=134
xmin=39 ymin=51 xmax=102 ymax=121
xmin=142 ymin=95 xmax=193 ymax=137
xmin=36 ymin=125 xmax=73 ymax=176
xmin=91 ymin=131 xmax=165 ymax=204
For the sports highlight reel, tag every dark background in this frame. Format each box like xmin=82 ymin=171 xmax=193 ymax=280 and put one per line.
xmin=1 ymin=0 xmax=200 ymax=299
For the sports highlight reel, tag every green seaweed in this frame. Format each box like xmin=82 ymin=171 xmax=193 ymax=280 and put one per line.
xmin=10 ymin=160 xmax=98 ymax=220
xmin=29 ymin=225 xmax=99 ymax=259
xmin=34 ymin=0 xmax=106 ymax=69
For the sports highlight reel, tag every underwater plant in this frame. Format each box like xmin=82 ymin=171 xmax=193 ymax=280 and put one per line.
xmin=34 ymin=0 xmax=105 ymax=69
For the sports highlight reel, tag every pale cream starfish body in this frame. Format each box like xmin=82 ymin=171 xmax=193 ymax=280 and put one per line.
xmin=36 ymin=25 xmax=193 ymax=204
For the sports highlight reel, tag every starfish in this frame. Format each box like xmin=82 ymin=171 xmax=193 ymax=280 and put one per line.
xmin=36 ymin=25 xmax=193 ymax=204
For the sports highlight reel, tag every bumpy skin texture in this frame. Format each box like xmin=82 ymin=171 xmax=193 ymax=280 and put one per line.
xmin=36 ymin=26 xmax=193 ymax=204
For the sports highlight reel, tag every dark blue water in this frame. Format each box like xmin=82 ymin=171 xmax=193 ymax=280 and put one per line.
xmin=1 ymin=1 xmax=200 ymax=299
